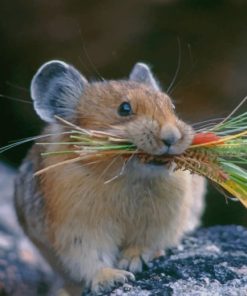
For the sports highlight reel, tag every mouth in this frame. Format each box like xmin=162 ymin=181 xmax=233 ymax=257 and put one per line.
xmin=137 ymin=154 xmax=172 ymax=167
xmin=146 ymin=159 xmax=170 ymax=166
xmin=128 ymin=154 xmax=176 ymax=177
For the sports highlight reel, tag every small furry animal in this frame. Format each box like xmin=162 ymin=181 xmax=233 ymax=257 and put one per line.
xmin=14 ymin=61 xmax=206 ymax=295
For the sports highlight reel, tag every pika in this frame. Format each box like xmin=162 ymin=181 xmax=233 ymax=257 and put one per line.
xmin=14 ymin=61 xmax=206 ymax=295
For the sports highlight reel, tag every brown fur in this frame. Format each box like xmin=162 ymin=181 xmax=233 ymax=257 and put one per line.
xmin=15 ymin=80 xmax=206 ymax=295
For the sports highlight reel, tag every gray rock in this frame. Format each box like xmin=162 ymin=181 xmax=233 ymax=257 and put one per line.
xmin=0 ymin=162 xmax=18 ymax=236
xmin=0 ymin=162 xmax=55 ymax=296
xmin=106 ymin=225 xmax=247 ymax=296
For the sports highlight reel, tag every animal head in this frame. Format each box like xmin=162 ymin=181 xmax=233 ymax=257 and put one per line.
xmin=31 ymin=61 xmax=193 ymax=159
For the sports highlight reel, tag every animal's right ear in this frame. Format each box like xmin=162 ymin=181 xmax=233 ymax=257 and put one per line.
xmin=31 ymin=60 xmax=87 ymax=122
xmin=129 ymin=62 xmax=160 ymax=91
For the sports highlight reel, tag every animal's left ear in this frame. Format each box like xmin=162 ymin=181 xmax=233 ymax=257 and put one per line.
xmin=31 ymin=60 xmax=87 ymax=123
xmin=129 ymin=62 xmax=160 ymax=91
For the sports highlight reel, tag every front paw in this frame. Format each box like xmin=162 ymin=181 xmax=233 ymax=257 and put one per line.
xmin=91 ymin=267 xmax=135 ymax=295
xmin=118 ymin=247 xmax=165 ymax=273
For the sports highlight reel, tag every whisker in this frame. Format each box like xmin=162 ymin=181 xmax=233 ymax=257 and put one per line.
xmin=210 ymin=96 xmax=247 ymax=131
xmin=166 ymin=37 xmax=182 ymax=94
xmin=78 ymin=28 xmax=105 ymax=81
xmin=104 ymin=158 xmax=127 ymax=184
xmin=5 ymin=81 xmax=29 ymax=92
xmin=98 ymin=155 xmax=120 ymax=181
xmin=0 ymin=131 xmax=76 ymax=153
xmin=192 ymin=117 xmax=225 ymax=127
xmin=78 ymin=55 xmax=92 ymax=78
xmin=168 ymin=43 xmax=198 ymax=96
xmin=103 ymin=150 xmax=137 ymax=184
xmin=0 ymin=94 xmax=32 ymax=104
xmin=195 ymin=123 xmax=224 ymax=132
xmin=34 ymin=155 xmax=103 ymax=176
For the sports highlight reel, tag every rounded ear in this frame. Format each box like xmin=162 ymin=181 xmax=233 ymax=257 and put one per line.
xmin=31 ymin=60 xmax=88 ymax=122
xmin=129 ymin=62 xmax=160 ymax=91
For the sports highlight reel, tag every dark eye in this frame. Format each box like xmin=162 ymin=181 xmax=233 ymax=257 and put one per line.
xmin=118 ymin=102 xmax=132 ymax=116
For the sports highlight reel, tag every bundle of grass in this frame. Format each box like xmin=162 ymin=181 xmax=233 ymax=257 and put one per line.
xmin=35 ymin=109 xmax=247 ymax=208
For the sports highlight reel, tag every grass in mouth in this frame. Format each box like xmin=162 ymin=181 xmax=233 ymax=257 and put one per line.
xmin=35 ymin=108 xmax=247 ymax=208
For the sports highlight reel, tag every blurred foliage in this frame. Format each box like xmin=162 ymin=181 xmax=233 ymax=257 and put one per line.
xmin=0 ymin=0 xmax=246 ymax=226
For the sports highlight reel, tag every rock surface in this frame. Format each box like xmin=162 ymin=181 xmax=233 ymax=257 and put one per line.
xmin=107 ymin=225 xmax=247 ymax=296
xmin=0 ymin=162 xmax=246 ymax=296
xmin=0 ymin=162 xmax=55 ymax=296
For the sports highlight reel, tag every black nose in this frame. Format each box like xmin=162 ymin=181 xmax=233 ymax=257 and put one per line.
xmin=162 ymin=135 xmax=177 ymax=147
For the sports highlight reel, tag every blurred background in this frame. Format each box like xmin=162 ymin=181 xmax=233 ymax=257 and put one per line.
xmin=0 ymin=0 xmax=246 ymax=226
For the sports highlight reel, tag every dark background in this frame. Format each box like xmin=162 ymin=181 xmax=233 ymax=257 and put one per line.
xmin=0 ymin=0 xmax=246 ymax=226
